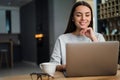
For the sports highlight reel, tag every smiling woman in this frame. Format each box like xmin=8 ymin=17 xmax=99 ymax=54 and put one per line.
xmin=49 ymin=1 xmax=105 ymax=71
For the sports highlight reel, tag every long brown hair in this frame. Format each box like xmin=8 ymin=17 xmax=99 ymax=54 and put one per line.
xmin=64 ymin=1 xmax=93 ymax=34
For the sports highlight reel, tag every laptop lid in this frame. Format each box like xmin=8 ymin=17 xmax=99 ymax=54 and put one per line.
xmin=65 ymin=41 xmax=119 ymax=77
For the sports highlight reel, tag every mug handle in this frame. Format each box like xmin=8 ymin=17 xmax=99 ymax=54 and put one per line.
xmin=39 ymin=64 xmax=43 ymax=70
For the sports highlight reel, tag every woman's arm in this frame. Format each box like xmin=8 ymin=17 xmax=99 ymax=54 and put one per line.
xmin=49 ymin=38 xmax=62 ymax=65
xmin=80 ymin=27 xmax=105 ymax=42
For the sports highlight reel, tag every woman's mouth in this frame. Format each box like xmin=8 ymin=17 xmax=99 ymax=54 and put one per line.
xmin=80 ymin=22 xmax=86 ymax=26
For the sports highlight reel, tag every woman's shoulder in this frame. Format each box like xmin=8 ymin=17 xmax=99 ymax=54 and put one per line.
xmin=94 ymin=32 xmax=103 ymax=36
xmin=94 ymin=32 xmax=105 ymax=41
xmin=58 ymin=33 xmax=72 ymax=39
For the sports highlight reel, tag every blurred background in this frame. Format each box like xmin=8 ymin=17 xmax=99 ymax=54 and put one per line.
xmin=0 ymin=0 xmax=119 ymax=77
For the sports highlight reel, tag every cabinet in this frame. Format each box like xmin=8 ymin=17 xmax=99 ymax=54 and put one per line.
xmin=97 ymin=0 xmax=120 ymax=41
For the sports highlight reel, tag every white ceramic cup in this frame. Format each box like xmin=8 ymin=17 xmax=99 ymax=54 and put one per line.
xmin=40 ymin=62 xmax=57 ymax=76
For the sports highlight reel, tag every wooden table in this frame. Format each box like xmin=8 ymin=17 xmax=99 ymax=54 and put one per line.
xmin=1 ymin=70 xmax=120 ymax=80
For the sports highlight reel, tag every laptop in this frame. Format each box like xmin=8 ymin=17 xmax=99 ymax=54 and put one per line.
xmin=65 ymin=41 xmax=119 ymax=77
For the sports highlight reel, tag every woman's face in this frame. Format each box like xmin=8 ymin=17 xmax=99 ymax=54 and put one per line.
xmin=73 ymin=5 xmax=91 ymax=30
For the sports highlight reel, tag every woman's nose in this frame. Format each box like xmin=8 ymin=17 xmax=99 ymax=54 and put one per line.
xmin=81 ymin=15 xmax=85 ymax=20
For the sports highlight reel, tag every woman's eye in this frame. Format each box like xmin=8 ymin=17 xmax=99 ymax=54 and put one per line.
xmin=76 ymin=14 xmax=81 ymax=17
xmin=86 ymin=13 xmax=91 ymax=17
xmin=86 ymin=15 xmax=90 ymax=17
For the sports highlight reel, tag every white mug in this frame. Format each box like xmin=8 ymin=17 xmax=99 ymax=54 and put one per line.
xmin=40 ymin=62 xmax=57 ymax=76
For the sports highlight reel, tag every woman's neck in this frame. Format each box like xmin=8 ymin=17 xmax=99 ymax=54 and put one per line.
xmin=72 ymin=31 xmax=80 ymax=36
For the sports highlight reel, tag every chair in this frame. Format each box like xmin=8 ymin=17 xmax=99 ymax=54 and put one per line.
xmin=0 ymin=49 xmax=9 ymax=68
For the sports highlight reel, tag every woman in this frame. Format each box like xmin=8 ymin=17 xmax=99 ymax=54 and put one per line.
xmin=50 ymin=1 xmax=105 ymax=71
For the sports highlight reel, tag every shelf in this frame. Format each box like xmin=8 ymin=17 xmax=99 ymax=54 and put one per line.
xmin=97 ymin=0 xmax=120 ymax=40
xmin=104 ymin=34 xmax=120 ymax=41
xmin=97 ymin=0 xmax=120 ymax=19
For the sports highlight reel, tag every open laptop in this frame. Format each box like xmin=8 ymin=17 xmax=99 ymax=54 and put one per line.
xmin=64 ymin=41 xmax=119 ymax=77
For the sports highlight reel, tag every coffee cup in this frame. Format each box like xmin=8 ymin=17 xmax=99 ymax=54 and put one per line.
xmin=39 ymin=62 xmax=57 ymax=76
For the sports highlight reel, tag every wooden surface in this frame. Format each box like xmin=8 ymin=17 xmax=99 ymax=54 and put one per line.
xmin=1 ymin=70 xmax=120 ymax=80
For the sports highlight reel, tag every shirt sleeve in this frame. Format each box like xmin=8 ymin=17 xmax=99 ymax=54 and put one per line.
xmin=49 ymin=38 xmax=62 ymax=65
xmin=97 ymin=33 xmax=106 ymax=42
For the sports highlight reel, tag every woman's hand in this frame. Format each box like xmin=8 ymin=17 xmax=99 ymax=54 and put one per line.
xmin=80 ymin=27 xmax=98 ymax=42
xmin=56 ymin=65 xmax=66 ymax=71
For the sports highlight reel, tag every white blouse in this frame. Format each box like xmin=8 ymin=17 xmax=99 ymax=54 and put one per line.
xmin=50 ymin=33 xmax=105 ymax=65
